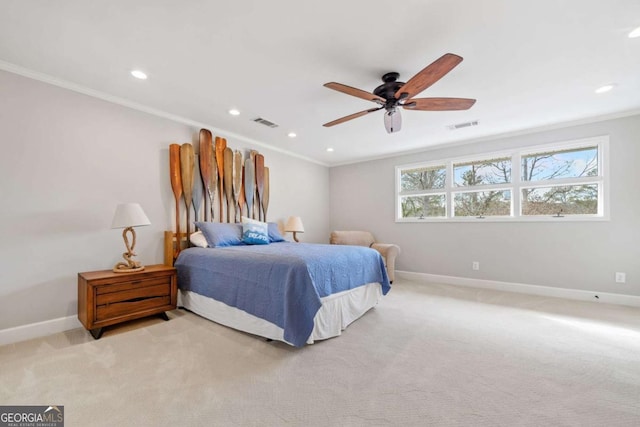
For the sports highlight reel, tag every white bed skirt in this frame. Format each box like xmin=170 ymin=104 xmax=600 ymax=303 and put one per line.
xmin=178 ymin=282 xmax=383 ymax=346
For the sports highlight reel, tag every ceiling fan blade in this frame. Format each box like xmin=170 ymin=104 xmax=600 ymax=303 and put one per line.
xmin=395 ymin=53 xmax=463 ymax=100
xmin=323 ymin=107 xmax=383 ymax=127
xmin=403 ymin=97 xmax=476 ymax=111
xmin=324 ymin=82 xmax=385 ymax=104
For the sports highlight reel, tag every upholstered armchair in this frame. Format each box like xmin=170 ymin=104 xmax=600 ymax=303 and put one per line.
xmin=330 ymin=231 xmax=400 ymax=283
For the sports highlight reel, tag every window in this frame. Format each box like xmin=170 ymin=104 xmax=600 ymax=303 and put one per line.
xmin=396 ymin=136 xmax=608 ymax=222
xmin=520 ymin=145 xmax=599 ymax=217
xmin=399 ymin=164 xmax=447 ymax=218
xmin=453 ymin=157 xmax=511 ymax=187
xmin=452 ymin=156 xmax=512 ymax=218
xmin=453 ymin=190 xmax=512 ymax=217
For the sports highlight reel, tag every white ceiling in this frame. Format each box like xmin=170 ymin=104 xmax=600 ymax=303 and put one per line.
xmin=1 ymin=1 xmax=639 ymax=166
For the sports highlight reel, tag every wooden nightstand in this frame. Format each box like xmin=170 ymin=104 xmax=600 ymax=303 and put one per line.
xmin=77 ymin=264 xmax=177 ymax=339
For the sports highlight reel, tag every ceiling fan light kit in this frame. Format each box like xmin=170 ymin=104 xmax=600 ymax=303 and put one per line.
xmin=323 ymin=53 xmax=476 ymax=133
xmin=384 ymin=108 xmax=401 ymax=133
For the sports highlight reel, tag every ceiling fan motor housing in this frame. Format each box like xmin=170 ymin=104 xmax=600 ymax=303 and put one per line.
xmin=374 ymin=72 xmax=406 ymax=102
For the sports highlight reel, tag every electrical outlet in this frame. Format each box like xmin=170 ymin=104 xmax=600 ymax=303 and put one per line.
xmin=615 ymin=272 xmax=626 ymax=283
xmin=472 ymin=261 xmax=480 ymax=271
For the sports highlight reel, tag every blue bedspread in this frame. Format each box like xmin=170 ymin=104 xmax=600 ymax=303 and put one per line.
xmin=175 ymin=242 xmax=390 ymax=347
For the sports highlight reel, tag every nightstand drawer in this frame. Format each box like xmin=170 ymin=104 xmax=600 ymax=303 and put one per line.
xmin=96 ymin=283 xmax=170 ymax=305
xmin=96 ymin=295 xmax=171 ymax=321
xmin=95 ymin=276 xmax=170 ymax=295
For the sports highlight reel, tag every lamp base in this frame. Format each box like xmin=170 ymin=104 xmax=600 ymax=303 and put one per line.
xmin=292 ymin=232 xmax=300 ymax=243
xmin=113 ymin=226 xmax=145 ymax=273
xmin=113 ymin=265 xmax=145 ymax=274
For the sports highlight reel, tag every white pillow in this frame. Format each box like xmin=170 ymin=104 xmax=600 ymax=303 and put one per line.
xmin=241 ymin=216 xmax=270 ymax=245
xmin=190 ymin=231 xmax=208 ymax=248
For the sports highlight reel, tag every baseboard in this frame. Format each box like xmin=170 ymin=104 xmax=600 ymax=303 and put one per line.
xmin=0 ymin=316 xmax=83 ymax=347
xmin=3 ymin=274 xmax=638 ymax=347
xmin=395 ymin=271 xmax=640 ymax=308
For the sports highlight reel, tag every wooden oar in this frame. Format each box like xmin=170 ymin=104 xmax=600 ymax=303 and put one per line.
xmin=192 ymin=155 xmax=204 ymax=224
xmin=209 ymin=150 xmax=217 ymax=222
xmin=215 ymin=137 xmax=226 ymax=221
xmin=238 ymin=165 xmax=246 ymax=220
xmin=244 ymin=158 xmax=255 ymax=222
xmin=255 ymin=154 xmax=265 ymax=221
xmin=180 ymin=143 xmax=195 ymax=241
xmin=249 ymin=150 xmax=258 ymax=218
xmin=262 ymin=167 xmax=270 ymax=222
xmin=169 ymin=144 xmax=183 ymax=255
xmin=199 ymin=129 xmax=213 ymax=221
xmin=232 ymin=150 xmax=243 ymax=222
xmin=223 ymin=147 xmax=233 ymax=223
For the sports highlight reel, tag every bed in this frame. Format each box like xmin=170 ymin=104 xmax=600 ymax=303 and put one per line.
xmin=170 ymin=231 xmax=391 ymax=347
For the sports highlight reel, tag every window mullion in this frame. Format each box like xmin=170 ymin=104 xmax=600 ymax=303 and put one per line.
xmin=447 ymin=160 xmax=454 ymax=218
xmin=512 ymin=152 xmax=521 ymax=217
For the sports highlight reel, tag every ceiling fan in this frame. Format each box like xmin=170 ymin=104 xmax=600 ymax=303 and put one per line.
xmin=323 ymin=53 xmax=476 ymax=133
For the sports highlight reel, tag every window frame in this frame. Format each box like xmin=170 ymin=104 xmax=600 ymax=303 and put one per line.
xmin=395 ymin=135 xmax=609 ymax=222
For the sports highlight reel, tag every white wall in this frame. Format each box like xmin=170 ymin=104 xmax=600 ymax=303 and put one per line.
xmin=0 ymin=70 xmax=329 ymax=330
xmin=330 ymin=115 xmax=640 ymax=296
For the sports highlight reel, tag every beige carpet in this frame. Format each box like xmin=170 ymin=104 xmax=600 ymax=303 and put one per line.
xmin=1 ymin=279 xmax=640 ymax=426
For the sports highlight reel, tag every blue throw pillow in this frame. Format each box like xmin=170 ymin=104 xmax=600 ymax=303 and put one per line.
xmin=267 ymin=222 xmax=285 ymax=242
xmin=196 ymin=222 xmax=243 ymax=247
xmin=241 ymin=217 xmax=270 ymax=245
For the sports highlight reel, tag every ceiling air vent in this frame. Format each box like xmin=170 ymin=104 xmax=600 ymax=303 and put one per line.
xmin=447 ymin=120 xmax=478 ymax=131
xmin=253 ymin=117 xmax=279 ymax=128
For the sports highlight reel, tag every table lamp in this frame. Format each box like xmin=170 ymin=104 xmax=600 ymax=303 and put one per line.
xmin=285 ymin=216 xmax=304 ymax=242
xmin=111 ymin=203 xmax=151 ymax=273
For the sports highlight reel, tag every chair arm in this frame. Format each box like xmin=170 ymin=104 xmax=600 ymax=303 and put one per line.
xmin=371 ymin=243 xmax=400 ymax=283
xmin=370 ymin=243 xmax=400 ymax=259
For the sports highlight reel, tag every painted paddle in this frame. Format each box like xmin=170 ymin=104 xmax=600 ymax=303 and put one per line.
xmin=169 ymin=144 xmax=183 ymax=255
xmin=180 ymin=143 xmax=195 ymax=241
xmin=232 ymin=150 xmax=243 ymax=222
xmin=255 ymin=154 xmax=265 ymax=221
xmin=199 ymin=129 xmax=214 ymax=221
xmin=223 ymin=147 xmax=233 ymax=223
xmin=244 ymin=158 xmax=255 ymax=223
xmin=262 ymin=167 xmax=270 ymax=222
xmin=192 ymin=155 xmax=204 ymax=224
xmin=249 ymin=150 xmax=258 ymax=218
xmin=215 ymin=137 xmax=226 ymax=221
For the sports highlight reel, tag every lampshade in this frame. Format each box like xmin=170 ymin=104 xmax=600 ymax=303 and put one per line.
xmin=111 ymin=203 xmax=151 ymax=229
xmin=284 ymin=216 xmax=304 ymax=233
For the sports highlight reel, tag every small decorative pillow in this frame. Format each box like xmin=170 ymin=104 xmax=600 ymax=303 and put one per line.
xmin=196 ymin=222 xmax=243 ymax=247
xmin=267 ymin=222 xmax=285 ymax=242
xmin=241 ymin=216 xmax=269 ymax=245
xmin=190 ymin=231 xmax=208 ymax=248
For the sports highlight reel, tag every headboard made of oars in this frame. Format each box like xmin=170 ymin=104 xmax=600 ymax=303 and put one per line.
xmin=165 ymin=129 xmax=270 ymax=266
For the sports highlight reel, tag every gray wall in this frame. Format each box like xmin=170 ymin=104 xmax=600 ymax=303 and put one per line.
xmin=330 ymin=115 xmax=640 ymax=296
xmin=0 ymin=70 xmax=329 ymax=329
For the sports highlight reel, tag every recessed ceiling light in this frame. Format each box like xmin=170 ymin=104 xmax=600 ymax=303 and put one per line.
xmin=629 ymin=26 xmax=640 ymax=38
xmin=326 ymin=147 xmax=334 ymax=152
xmin=130 ymin=70 xmax=147 ymax=80
xmin=595 ymin=84 xmax=615 ymax=94
xmin=287 ymin=132 xmax=297 ymax=138
xmin=228 ymin=109 xmax=240 ymax=116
